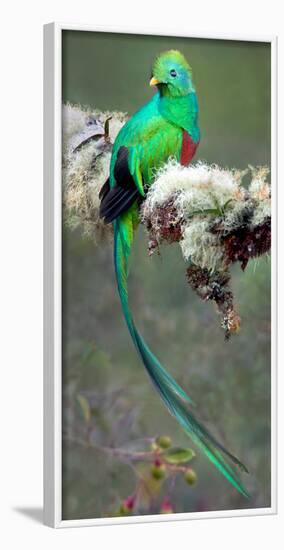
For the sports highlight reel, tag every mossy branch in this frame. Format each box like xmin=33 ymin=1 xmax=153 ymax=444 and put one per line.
xmin=141 ymin=163 xmax=271 ymax=338
xmin=63 ymin=104 xmax=271 ymax=338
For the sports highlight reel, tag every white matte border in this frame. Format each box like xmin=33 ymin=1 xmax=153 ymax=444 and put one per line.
xmin=43 ymin=23 xmax=278 ymax=528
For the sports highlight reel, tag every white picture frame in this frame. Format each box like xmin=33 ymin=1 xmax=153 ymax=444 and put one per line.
xmin=43 ymin=22 xmax=278 ymax=528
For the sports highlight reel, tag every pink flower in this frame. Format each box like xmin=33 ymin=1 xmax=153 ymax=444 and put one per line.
xmin=123 ymin=495 xmax=136 ymax=510
xmin=161 ymin=497 xmax=174 ymax=514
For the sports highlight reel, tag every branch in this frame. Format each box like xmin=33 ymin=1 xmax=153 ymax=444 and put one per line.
xmin=140 ymin=162 xmax=271 ymax=337
xmin=64 ymin=429 xmax=197 ymax=516
xmin=62 ymin=104 xmax=271 ymax=337
xmin=62 ymin=103 xmax=126 ymax=241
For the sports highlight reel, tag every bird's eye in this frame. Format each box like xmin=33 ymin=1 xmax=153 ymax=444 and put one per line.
xmin=170 ymin=69 xmax=177 ymax=77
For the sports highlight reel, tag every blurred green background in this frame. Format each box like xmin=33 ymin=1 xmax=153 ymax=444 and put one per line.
xmin=62 ymin=31 xmax=271 ymax=520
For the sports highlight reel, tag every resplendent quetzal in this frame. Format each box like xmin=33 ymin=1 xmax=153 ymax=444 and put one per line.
xmin=100 ymin=50 xmax=249 ymax=497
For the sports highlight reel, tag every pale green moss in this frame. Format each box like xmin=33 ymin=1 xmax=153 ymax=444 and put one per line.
xmin=144 ymin=161 xmax=270 ymax=272
xmin=180 ymin=220 xmax=225 ymax=271
xmin=62 ymin=104 xmax=127 ymax=241
xmin=63 ymin=106 xmax=270 ymax=264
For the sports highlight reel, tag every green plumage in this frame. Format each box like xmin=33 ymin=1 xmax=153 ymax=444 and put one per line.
xmin=100 ymin=51 xmax=249 ymax=498
xmin=110 ymin=91 xmax=199 ymax=188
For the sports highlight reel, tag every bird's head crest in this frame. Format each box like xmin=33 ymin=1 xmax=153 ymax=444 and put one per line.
xmin=150 ymin=50 xmax=194 ymax=97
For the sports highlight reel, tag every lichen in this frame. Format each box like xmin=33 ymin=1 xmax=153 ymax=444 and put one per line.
xmin=141 ymin=161 xmax=271 ymax=336
xmin=62 ymin=103 xmax=127 ymax=242
xmin=62 ymin=105 xmax=271 ymax=338
xmin=180 ymin=220 xmax=224 ymax=272
xmin=142 ymin=161 xmax=271 ymax=274
xmin=147 ymin=160 xmax=246 ymax=215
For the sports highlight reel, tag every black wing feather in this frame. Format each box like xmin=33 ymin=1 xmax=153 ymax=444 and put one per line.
xmin=100 ymin=188 xmax=140 ymax=223
xmin=99 ymin=146 xmax=142 ymax=223
xmin=99 ymin=178 xmax=110 ymax=200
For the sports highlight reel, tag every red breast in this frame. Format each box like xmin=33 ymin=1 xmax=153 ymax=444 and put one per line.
xmin=181 ymin=130 xmax=199 ymax=166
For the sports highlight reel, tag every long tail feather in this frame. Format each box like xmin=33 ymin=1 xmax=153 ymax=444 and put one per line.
xmin=114 ymin=216 xmax=249 ymax=498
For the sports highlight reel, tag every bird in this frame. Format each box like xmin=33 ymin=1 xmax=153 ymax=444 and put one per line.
xmin=99 ymin=50 xmax=249 ymax=497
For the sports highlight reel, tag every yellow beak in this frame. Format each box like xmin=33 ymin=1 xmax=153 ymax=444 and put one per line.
xmin=149 ymin=77 xmax=160 ymax=87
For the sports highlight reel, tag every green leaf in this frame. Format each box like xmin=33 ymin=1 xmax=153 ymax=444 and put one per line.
xmin=163 ymin=447 xmax=195 ymax=464
xmin=77 ymin=394 xmax=91 ymax=423
xmin=188 ymin=207 xmax=221 ymax=219
xmin=222 ymin=198 xmax=234 ymax=211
